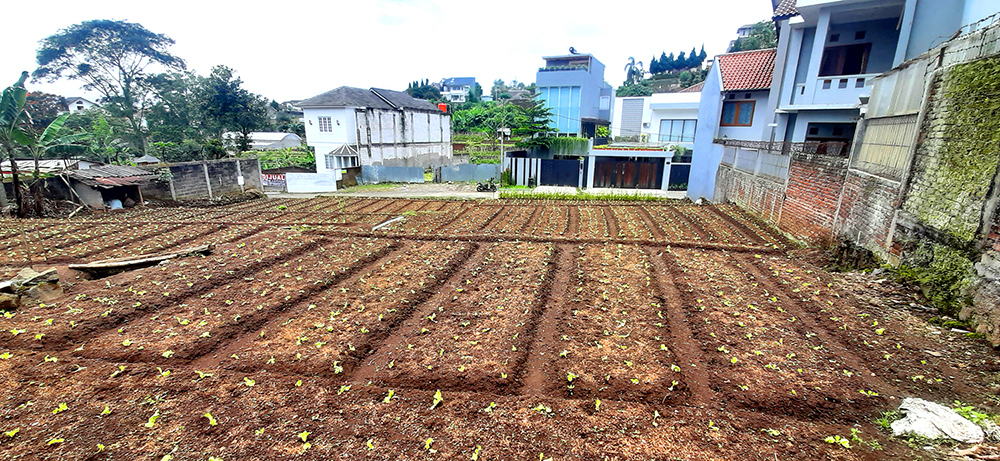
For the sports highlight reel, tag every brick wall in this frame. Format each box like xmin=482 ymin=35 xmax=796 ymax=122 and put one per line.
xmin=837 ymin=171 xmax=901 ymax=257
xmin=780 ymin=152 xmax=849 ymax=243
xmin=715 ymin=165 xmax=786 ymax=224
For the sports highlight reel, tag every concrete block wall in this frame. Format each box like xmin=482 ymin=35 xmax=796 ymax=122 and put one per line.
xmin=141 ymin=158 xmax=262 ymax=201
xmin=900 ymin=77 xmax=991 ymax=243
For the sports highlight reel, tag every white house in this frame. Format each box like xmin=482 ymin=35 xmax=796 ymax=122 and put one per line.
xmin=437 ymin=77 xmax=476 ymax=103
xmin=65 ymin=97 xmax=97 ymax=113
xmin=611 ymin=89 xmax=701 ymax=144
xmin=299 ymin=87 xmax=452 ymax=172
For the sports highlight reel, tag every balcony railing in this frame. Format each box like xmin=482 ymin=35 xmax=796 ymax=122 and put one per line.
xmin=809 ymin=73 xmax=876 ymax=106
xmin=538 ymin=65 xmax=589 ymax=72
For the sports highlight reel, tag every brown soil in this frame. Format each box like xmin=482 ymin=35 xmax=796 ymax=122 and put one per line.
xmin=0 ymin=196 xmax=998 ymax=460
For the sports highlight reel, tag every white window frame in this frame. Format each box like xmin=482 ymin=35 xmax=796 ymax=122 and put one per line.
xmin=318 ymin=116 xmax=333 ymax=132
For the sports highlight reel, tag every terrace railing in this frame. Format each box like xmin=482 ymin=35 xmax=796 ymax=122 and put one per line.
xmin=716 ymin=139 xmax=850 ymax=183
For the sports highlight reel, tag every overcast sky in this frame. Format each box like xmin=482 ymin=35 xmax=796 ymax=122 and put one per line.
xmin=2 ymin=0 xmax=774 ymax=103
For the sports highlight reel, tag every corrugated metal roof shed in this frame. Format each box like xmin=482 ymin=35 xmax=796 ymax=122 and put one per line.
xmin=67 ymin=165 xmax=156 ymax=189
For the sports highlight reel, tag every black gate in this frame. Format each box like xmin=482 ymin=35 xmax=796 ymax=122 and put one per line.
xmin=539 ymin=159 xmax=580 ymax=187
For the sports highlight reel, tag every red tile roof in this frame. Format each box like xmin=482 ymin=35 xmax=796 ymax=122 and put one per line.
xmin=717 ymin=48 xmax=777 ymax=91
xmin=679 ymin=81 xmax=705 ymax=93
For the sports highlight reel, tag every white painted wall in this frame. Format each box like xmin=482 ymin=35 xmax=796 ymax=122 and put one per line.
xmin=716 ymin=91 xmax=771 ymax=141
xmin=307 ymin=105 xmax=453 ymax=169
xmin=611 ymin=92 xmax=701 ymax=142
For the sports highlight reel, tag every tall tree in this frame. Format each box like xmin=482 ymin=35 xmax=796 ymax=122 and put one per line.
xmin=201 ymin=66 xmax=268 ymax=153
xmin=729 ymin=20 xmax=778 ymax=52
xmin=34 ymin=20 xmax=186 ymax=154
xmin=24 ymin=92 xmax=66 ymax=132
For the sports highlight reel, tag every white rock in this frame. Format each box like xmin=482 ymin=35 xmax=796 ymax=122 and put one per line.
xmin=891 ymin=398 xmax=984 ymax=443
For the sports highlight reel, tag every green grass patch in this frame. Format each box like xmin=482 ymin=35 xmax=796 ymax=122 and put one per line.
xmin=499 ymin=189 xmax=679 ymax=202
xmin=338 ymin=183 xmax=402 ymax=192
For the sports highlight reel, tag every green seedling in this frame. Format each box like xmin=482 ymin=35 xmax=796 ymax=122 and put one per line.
xmin=595 ymin=398 xmax=601 ymax=412
xmin=431 ymin=389 xmax=444 ymax=409
xmin=5 ymin=428 xmax=19 ymax=437
xmin=824 ymin=435 xmax=851 ymax=448
xmin=47 ymin=438 xmax=64 ymax=445
xmin=243 ymin=377 xmax=256 ymax=387
xmin=143 ymin=411 xmax=160 ymax=428
xmin=367 ymin=439 xmax=375 ymax=450
xmin=0 ymin=352 xmax=11 ymax=360
xmin=471 ymin=445 xmax=483 ymax=460
xmin=337 ymin=385 xmax=351 ymax=395
xmin=424 ymin=437 xmax=435 ymax=451
xmin=52 ymin=403 xmax=68 ymax=414
xmin=100 ymin=405 xmax=111 ymax=415
xmin=383 ymin=390 xmax=395 ymax=403
xmin=204 ymin=412 xmax=217 ymax=426
xmin=298 ymin=431 xmax=310 ymax=442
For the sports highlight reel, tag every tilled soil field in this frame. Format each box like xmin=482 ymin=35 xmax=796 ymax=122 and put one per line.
xmin=1 ymin=197 xmax=998 ymax=460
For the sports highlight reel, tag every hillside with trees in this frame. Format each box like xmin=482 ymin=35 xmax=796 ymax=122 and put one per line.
xmin=618 ymin=45 xmax=709 ymax=96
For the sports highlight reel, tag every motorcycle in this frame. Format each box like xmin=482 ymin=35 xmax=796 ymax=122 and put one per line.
xmin=476 ymin=178 xmax=498 ymax=192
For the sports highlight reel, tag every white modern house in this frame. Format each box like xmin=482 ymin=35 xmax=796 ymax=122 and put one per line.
xmin=298 ymin=87 xmax=452 ymax=173
xmin=437 ymin=77 xmax=476 ymax=103
xmin=611 ymin=89 xmax=701 ymax=143
xmin=65 ymin=97 xmax=97 ymax=113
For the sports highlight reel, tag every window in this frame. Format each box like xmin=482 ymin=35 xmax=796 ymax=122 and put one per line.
xmin=819 ymin=43 xmax=872 ymax=76
xmin=318 ymin=116 xmax=333 ymax=132
xmin=855 ymin=78 xmax=866 ymax=88
xmin=720 ymin=101 xmax=755 ymax=126
xmin=855 ymin=31 xmax=866 ymax=40
xmin=658 ymin=119 xmax=697 ymax=142
xmin=838 ymin=79 xmax=848 ymax=89
xmin=830 ymin=33 xmax=840 ymax=42
xmin=599 ymin=96 xmax=610 ymax=111
xmin=325 ymin=155 xmax=359 ymax=170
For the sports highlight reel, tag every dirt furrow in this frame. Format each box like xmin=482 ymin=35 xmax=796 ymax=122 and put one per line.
xmin=652 ymin=250 xmax=715 ymax=405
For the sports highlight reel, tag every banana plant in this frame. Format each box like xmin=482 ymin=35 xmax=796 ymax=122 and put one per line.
xmin=0 ymin=72 xmax=31 ymax=212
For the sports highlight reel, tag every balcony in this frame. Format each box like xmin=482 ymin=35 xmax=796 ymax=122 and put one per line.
xmin=537 ymin=65 xmax=589 ymax=73
xmin=790 ymin=73 xmax=876 ymax=108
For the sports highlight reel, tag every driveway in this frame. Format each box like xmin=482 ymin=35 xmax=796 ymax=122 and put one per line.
xmin=266 ymin=183 xmax=496 ymax=200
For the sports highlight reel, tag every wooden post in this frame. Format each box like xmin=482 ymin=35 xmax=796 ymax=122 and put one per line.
xmin=202 ymin=162 xmax=214 ymax=200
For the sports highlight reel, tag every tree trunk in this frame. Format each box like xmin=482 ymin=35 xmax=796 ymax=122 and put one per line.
xmin=32 ymin=180 xmax=44 ymax=218
xmin=0 ymin=168 xmax=7 ymax=208
xmin=10 ymin=160 xmax=24 ymax=218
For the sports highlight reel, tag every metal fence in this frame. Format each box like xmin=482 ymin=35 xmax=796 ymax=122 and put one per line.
xmin=850 ymin=114 xmax=919 ymax=181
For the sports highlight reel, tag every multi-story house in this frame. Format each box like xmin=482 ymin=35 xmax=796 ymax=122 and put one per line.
xmin=689 ymin=0 xmax=997 ymax=201
xmin=299 ymin=86 xmax=452 ymax=172
xmin=437 ymin=77 xmax=477 ymax=103
xmin=535 ymin=52 xmax=615 ymax=137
